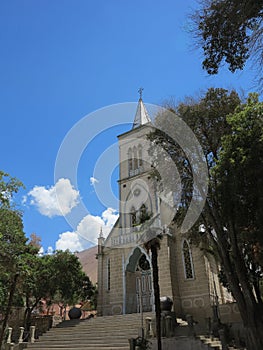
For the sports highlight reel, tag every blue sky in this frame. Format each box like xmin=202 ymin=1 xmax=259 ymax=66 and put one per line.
xmin=0 ymin=0 xmax=258 ymax=253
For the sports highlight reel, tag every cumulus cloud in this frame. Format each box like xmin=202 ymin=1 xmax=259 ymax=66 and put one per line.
xmin=55 ymin=231 xmax=84 ymax=252
xmin=28 ymin=178 xmax=80 ymax=217
xmin=90 ymin=177 xmax=99 ymax=186
xmin=55 ymin=208 xmax=119 ymax=252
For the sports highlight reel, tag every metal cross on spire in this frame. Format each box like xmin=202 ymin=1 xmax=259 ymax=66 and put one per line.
xmin=138 ymin=87 xmax=144 ymax=100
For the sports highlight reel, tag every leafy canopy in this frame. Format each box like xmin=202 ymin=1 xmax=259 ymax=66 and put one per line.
xmin=192 ymin=0 xmax=263 ymax=81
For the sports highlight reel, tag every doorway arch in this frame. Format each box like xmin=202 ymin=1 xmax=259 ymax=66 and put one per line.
xmin=125 ymin=247 xmax=153 ymax=314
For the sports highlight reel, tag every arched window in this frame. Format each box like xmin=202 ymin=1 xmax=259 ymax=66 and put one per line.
xmin=128 ymin=148 xmax=133 ymax=176
xmin=130 ymin=207 xmax=137 ymax=227
xmin=128 ymin=145 xmax=143 ymax=177
xmin=182 ymin=240 xmax=194 ymax=279
xmin=138 ymin=145 xmax=143 ymax=168
xmin=133 ymin=146 xmax=138 ymax=171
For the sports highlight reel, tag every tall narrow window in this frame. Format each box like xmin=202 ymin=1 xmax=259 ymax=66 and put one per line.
xmin=107 ymin=258 xmax=111 ymax=290
xmin=182 ymin=240 xmax=194 ymax=279
xmin=133 ymin=146 xmax=138 ymax=171
xmin=128 ymin=148 xmax=133 ymax=176
xmin=138 ymin=145 xmax=143 ymax=168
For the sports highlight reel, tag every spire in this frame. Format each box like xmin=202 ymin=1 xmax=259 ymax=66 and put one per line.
xmin=132 ymin=88 xmax=151 ymax=129
xmin=98 ymin=227 xmax=105 ymax=255
xmin=99 ymin=226 xmax=104 ymax=238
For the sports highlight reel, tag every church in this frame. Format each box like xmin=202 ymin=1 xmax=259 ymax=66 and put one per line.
xmin=96 ymin=94 xmax=232 ymax=325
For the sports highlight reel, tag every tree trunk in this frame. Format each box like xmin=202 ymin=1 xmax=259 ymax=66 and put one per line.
xmin=216 ymin=232 xmax=263 ymax=349
xmin=245 ymin=321 xmax=263 ymax=350
xmin=206 ymin=213 xmax=263 ymax=349
xmin=151 ymin=244 xmax=162 ymax=350
xmin=23 ymin=298 xmax=40 ymax=332
xmin=0 ymin=273 xmax=19 ymax=349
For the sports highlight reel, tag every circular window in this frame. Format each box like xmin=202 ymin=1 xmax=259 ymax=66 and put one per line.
xmin=137 ymin=254 xmax=150 ymax=271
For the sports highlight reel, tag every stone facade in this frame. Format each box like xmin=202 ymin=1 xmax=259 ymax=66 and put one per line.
xmin=97 ymin=98 xmax=232 ymax=324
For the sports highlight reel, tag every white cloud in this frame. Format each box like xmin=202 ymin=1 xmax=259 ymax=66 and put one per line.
xmin=28 ymin=178 xmax=80 ymax=217
xmin=55 ymin=208 xmax=119 ymax=252
xmin=55 ymin=231 xmax=83 ymax=252
xmin=90 ymin=177 xmax=99 ymax=186
xmin=102 ymin=208 xmax=119 ymax=230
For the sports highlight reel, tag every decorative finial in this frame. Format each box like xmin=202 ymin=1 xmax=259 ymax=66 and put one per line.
xmin=99 ymin=227 xmax=104 ymax=238
xmin=138 ymin=87 xmax=144 ymax=100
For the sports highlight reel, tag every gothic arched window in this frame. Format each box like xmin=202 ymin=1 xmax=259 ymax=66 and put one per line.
xmin=128 ymin=145 xmax=143 ymax=177
xmin=133 ymin=146 xmax=138 ymax=171
xmin=182 ymin=240 xmax=194 ymax=279
xmin=128 ymin=148 xmax=133 ymax=175
xmin=138 ymin=144 xmax=143 ymax=168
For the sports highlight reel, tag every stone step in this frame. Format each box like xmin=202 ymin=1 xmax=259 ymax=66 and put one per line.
xmin=27 ymin=314 xmax=144 ymax=350
xmin=27 ymin=347 xmax=129 ymax=350
xmin=27 ymin=313 xmax=241 ymax=350
xmin=29 ymin=342 xmax=130 ymax=347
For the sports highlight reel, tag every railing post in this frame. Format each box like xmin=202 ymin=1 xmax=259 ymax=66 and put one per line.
xmin=29 ymin=326 xmax=36 ymax=343
xmin=18 ymin=327 xmax=24 ymax=343
xmin=6 ymin=327 xmax=12 ymax=344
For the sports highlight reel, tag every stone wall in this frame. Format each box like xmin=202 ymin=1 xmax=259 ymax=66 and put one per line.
xmin=218 ymin=302 xmax=241 ymax=324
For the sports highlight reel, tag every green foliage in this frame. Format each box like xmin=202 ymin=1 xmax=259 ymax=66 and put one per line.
xmin=151 ymin=88 xmax=240 ymax=221
xmin=0 ymin=171 xmax=24 ymax=209
xmin=214 ymin=93 xmax=263 ymax=268
xmin=151 ymin=89 xmax=263 ymax=349
xmin=193 ymin=0 xmax=263 ymax=75
xmin=0 ymin=172 xmax=31 ymax=347
xmin=21 ymin=250 xmax=95 ymax=326
xmin=50 ymin=250 xmax=92 ymax=306
xmin=0 ymin=171 xmax=96 ymax=341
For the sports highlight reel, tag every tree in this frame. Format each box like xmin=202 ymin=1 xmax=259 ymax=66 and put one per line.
xmin=0 ymin=171 xmax=24 ymax=209
xmin=21 ymin=253 xmax=55 ymax=333
xmin=211 ymin=94 xmax=263 ymax=348
xmin=50 ymin=250 xmax=94 ymax=318
xmin=149 ymin=89 xmax=263 ymax=349
xmin=0 ymin=210 xmax=35 ymax=347
xmin=0 ymin=172 xmax=44 ymax=346
xmin=21 ymin=249 xmax=95 ymax=329
xmin=0 ymin=172 xmax=28 ymax=348
xmin=192 ymin=0 xmax=263 ymax=85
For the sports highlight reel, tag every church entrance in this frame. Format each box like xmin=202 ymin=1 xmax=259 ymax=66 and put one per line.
xmin=125 ymin=248 xmax=153 ymax=314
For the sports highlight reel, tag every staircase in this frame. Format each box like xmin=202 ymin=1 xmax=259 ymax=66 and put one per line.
xmin=25 ymin=313 xmax=245 ymax=350
xmin=26 ymin=313 xmax=148 ymax=350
